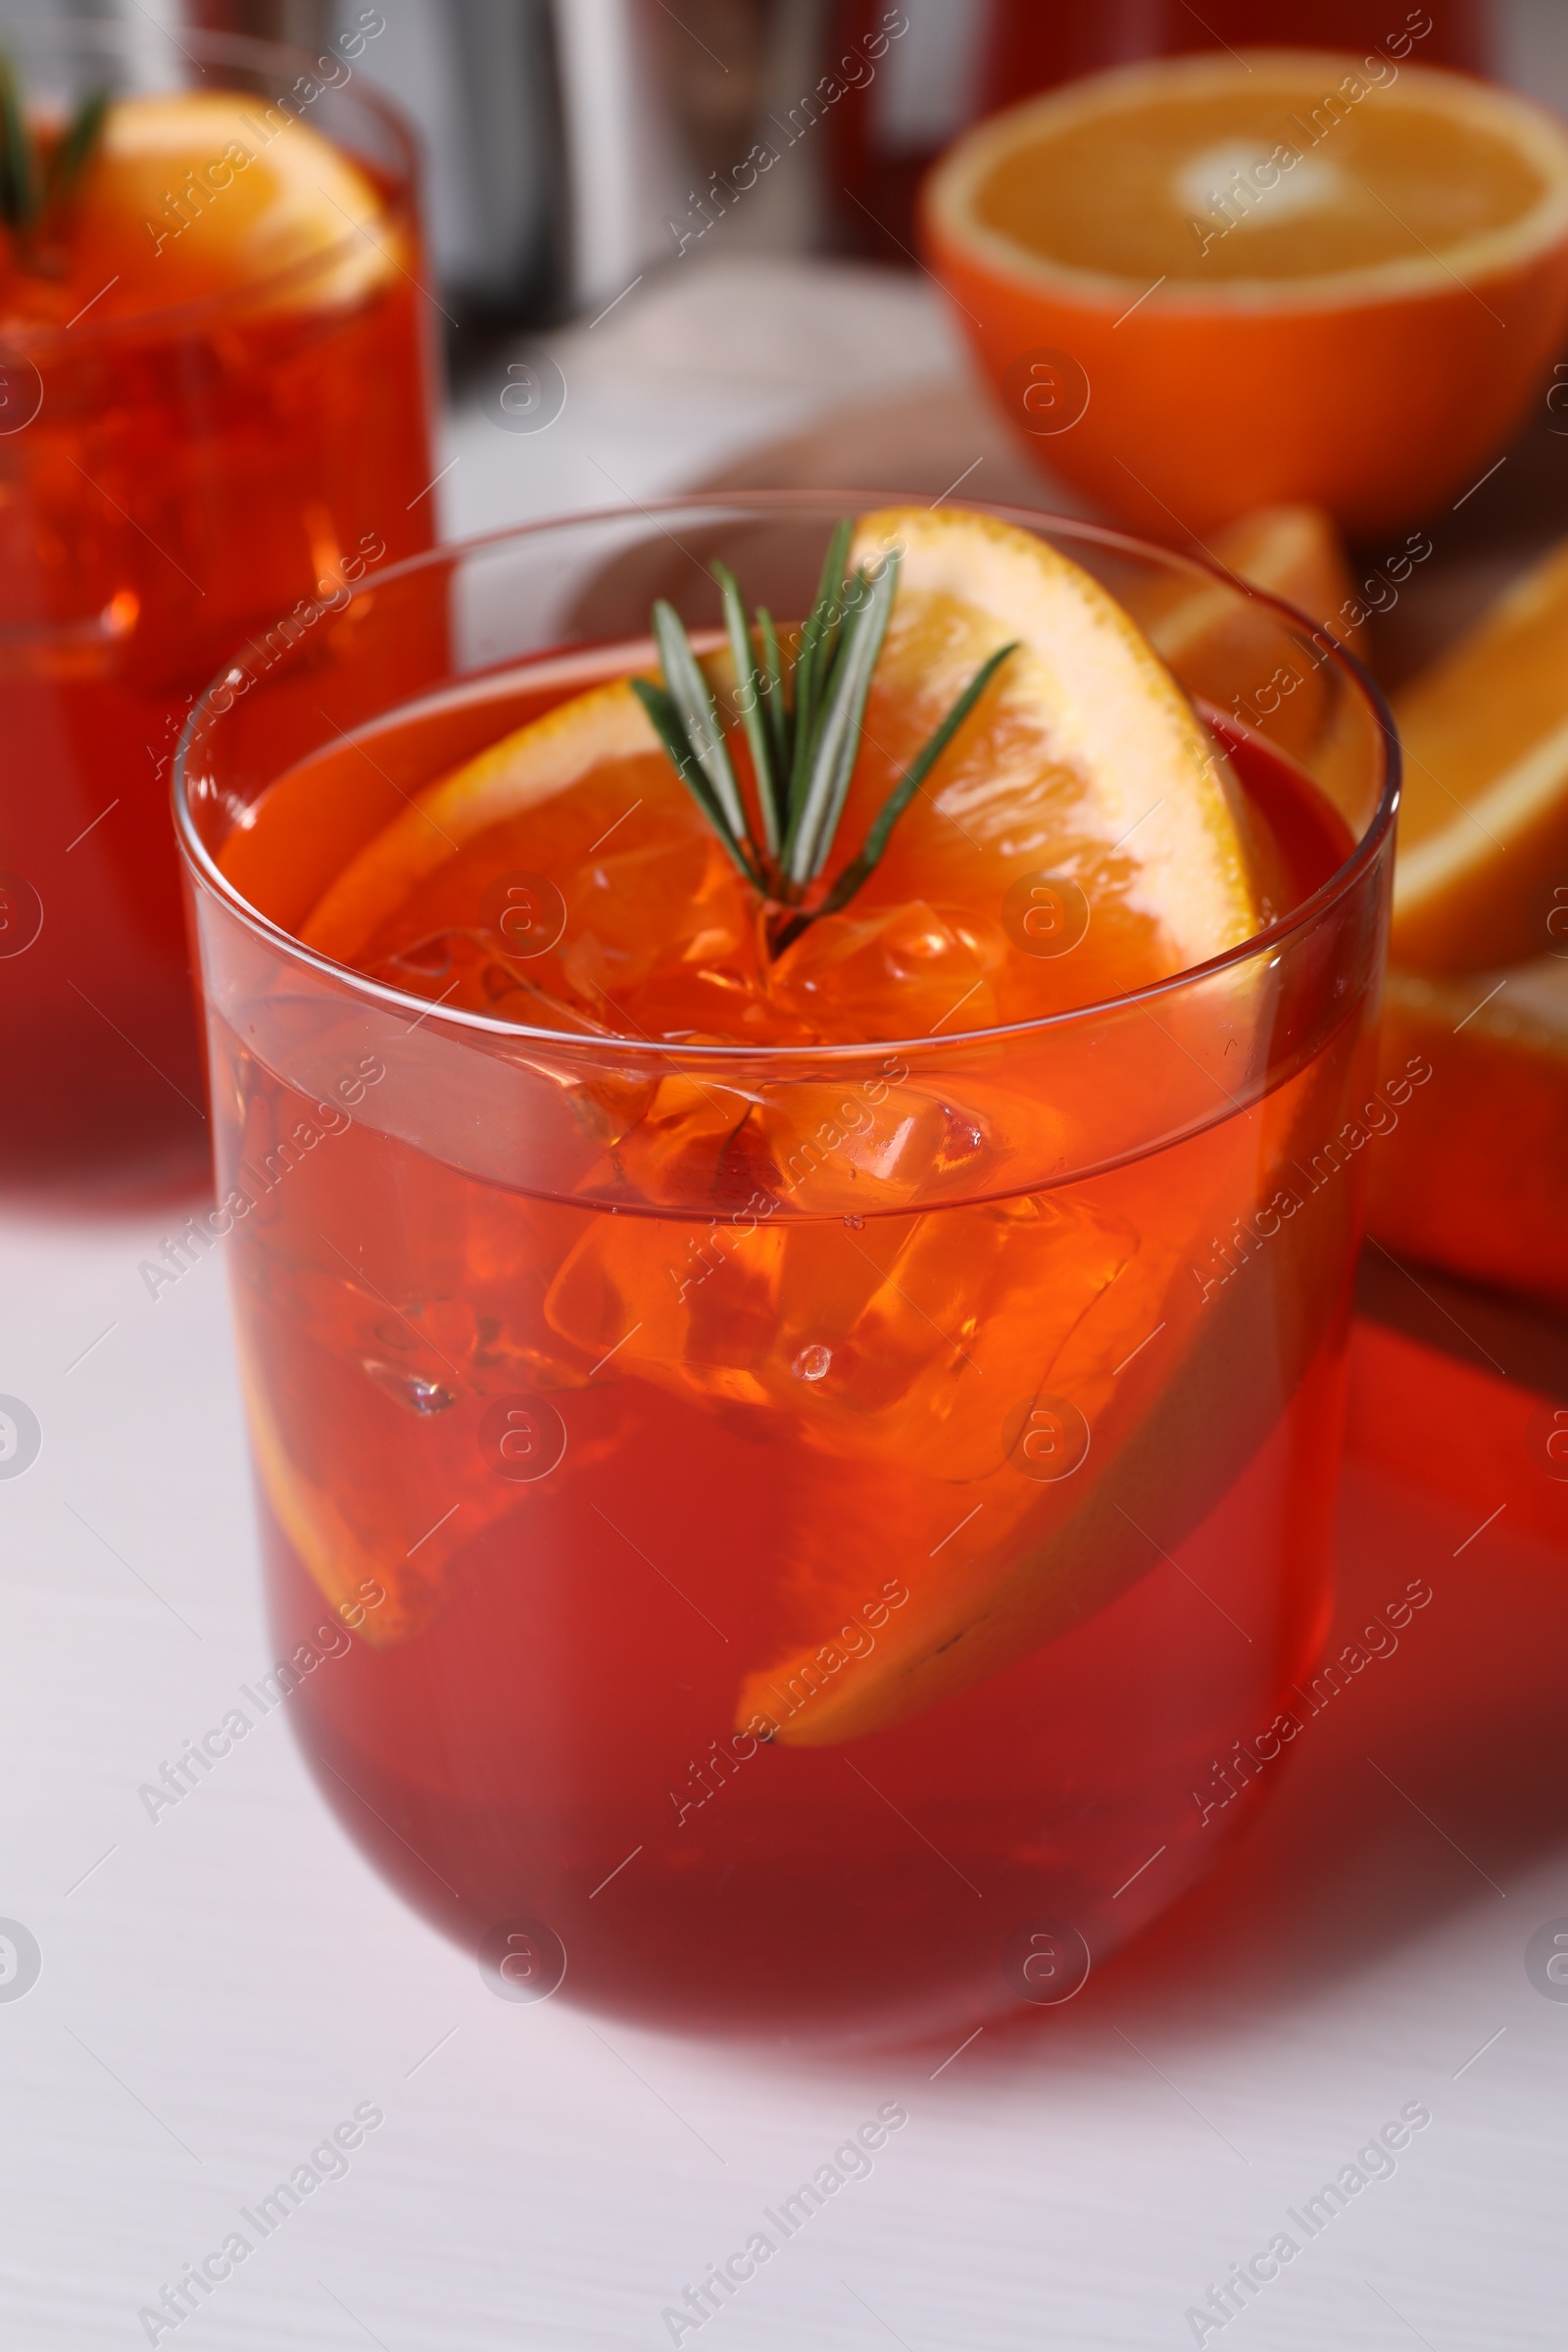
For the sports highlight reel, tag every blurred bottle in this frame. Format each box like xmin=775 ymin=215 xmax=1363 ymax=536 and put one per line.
xmin=828 ymin=0 xmax=1495 ymax=262
xmin=186 ymin=2 xmax=331 ymax=41
xmin=644 ymin=0 xmax=779 ymax=184
xmin=183 ymin=0 xmax=823 ymax=319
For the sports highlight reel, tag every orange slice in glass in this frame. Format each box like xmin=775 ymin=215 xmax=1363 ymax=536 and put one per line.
xmin=55 ymin=89 xmax=394 ymax=321
xmin=791 ymin=504 xmax=1257 ymax=1029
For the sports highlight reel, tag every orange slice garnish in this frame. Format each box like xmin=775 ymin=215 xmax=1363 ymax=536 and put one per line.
xmin=807 ymin=505 xmax=1257 ymax=1023
xmin=55 ymin=90 xmax=395 ymax=320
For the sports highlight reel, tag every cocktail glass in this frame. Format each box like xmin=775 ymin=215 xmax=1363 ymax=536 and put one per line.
xmin=0 ymin=20 xmax=435 ymax=1197
xmin=175 ymin=497 xmax=1397 ymax=2041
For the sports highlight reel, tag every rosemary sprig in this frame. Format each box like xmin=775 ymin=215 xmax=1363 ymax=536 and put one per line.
xmin=0 ymin=55 xmax=110 ymax=270
xmin=631 ymin=522 xmax=1018 ymax=951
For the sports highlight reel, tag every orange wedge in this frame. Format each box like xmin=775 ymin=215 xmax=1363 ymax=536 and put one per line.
xmin=1135 ymin=503 xmax=1364 ymax=667
xmin=922 ymin=53 xmax=1568 ymax=534
xmin=234 ymin=1334 xmax=431 ymax=1645
xmin=7 ymin=90 xmax=397 ymax=327
xmin=1391 ymin=533 xmax=1568 ymax=972
xmin=728 ymin=1017 xmax=1363 ymax=1747
xmin=1116 ymin=501 xmax=1368 ymax=779
xmin=1367 ymin=961 xmax=1568 ymax=1311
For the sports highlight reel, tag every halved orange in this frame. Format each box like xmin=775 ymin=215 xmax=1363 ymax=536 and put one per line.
xmin=1392 ymin=531 xmax=1568 ymax=971
xmin=923 ymin=53 xmax=1568 ymax=534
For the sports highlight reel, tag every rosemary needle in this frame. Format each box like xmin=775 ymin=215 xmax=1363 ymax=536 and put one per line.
xmin=631 ymin=519 xmax=1018 ymax=951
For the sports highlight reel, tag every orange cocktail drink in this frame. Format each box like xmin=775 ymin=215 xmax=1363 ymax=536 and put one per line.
xmin=0 ymin=21 xmax=434 ymax=1194
xmin=177 ymin=499 xmax=1396 ymax=2039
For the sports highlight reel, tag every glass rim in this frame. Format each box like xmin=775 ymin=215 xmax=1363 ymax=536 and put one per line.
xmin=0 ymin=18 xmax=418 ymax=358
xmin=173 ymin=490 xmax=1402 ymax=1068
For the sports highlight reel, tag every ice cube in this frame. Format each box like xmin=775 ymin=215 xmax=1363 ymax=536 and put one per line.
xmin=766 ymin=899 xmax=1002 ymax=1041
xmin=544 ymin=1186 xmax=1136 ymax=1480
xmin=754 ymin=1075 xmax=1002 ymax=1216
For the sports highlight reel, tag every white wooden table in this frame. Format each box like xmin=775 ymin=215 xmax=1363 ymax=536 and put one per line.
xmin=4 ymin=256 xmax=1566 ymax=2352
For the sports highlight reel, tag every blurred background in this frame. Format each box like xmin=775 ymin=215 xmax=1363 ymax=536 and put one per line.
xmin=21 ymin=3 xmax=1554 ymax=540
xmin=28 ymin=0 xmax=1564 ymax=329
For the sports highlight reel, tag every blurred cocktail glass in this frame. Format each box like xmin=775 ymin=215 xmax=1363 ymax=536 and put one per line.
xmin=176 ymin=499 xmax=1396 ymax=2040
xmin=0 ymin=19 xmax=435 ymax=1196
